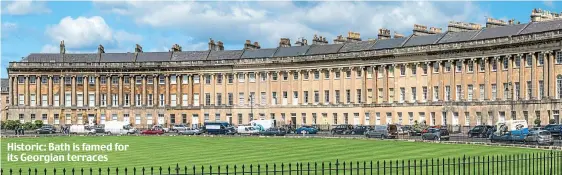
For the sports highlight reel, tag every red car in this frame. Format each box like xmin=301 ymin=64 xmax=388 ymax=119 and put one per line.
xmin=141 ymin=129 xmax=164 ymax=135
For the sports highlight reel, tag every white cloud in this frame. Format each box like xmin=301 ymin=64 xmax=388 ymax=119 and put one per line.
xmin=39 ymin=44 xmax=59 ymax=53
xmin=2 ymin=0 xmax=51 ymax=15
xmin=544 ymin=1 xmax=554 ymax=7
xmin=45 ymin=16 xmax=142 ymax=49
xmin=96 ymin=1 xmax=487 ymax=49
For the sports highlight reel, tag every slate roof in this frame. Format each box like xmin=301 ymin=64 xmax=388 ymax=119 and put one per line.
xmin=100 ymin=53 xmax=135 ymax=62
xmin=171 ymin=51 xmax=210 ymax=61
xmin=207 ymin=50 xmax=244 ymax=60
xmin=471 ymin=23 xmax=529 ymax=40
xmin=273 ymin=45 xmax=310 ymax=57
xmin=305 ymin=44 xmax=344 ymax=55
xmin=13 ymin=19 xmax=562 ymax=64
xmin=24 ymin=54 xmax=63 ymax=62
xmin=241 ymin=48 xmax=278 ymax=59
xmin=339 ymin=40 xmax=377 ymax=52
xmin=403 ymin=33 xmax=445 ymax=47
xmin=371 ymin=37 xmax=408 ymax=50
xmin=136 ymin=52 xmax=172 ymax=62
xmin=520 ymin=20 xmax=562 ymax=34
xmin=0 ymin=78 xmax=8 ymax=93
xmin=437 ymin=30 xmax=480 ymax=44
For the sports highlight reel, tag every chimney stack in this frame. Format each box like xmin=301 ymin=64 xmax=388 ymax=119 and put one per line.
xmin=377 ymin=28 xmax=391 ymax=40
xmin=530 ymin=8 xmax=562 ymax=22
xmin=394 ymin=32 xmax=405 ymax=38
xmin=208 ymin=38 xmax=216 ymax=51
xmin=135 ymin=44 xmax=143 ymax=53
xmin=171 ymin=44 xmax=182 ymax=52
xmin=428 ymin=27 xmax=442 ymax=34
xmin=447 ymin=21 xmax=482 ymax=32
xmin=333 ymin=35 xmax=347 ymax=44
xmin=312 ymin=34 xmax=329 ymax=45
xmin=413 ymin=24 xmax=431 ymax=36
xmin=60 ymin=40 xmax=66 ymax=54
xmin=279 ymin=38 xmax=291 ymax=47
xmin=244 ymin=40 xmax=261 ymax=50
xmin=217 ymin=41 xmax=224 ymax=51
xmin=486 ymin=17 xmax=508 ymax=28
xmin=97 ymin=45 xmax=105 ymax=54
xmin=508 ymin=19 xmax=521 ymax=25
xmin=295 ymin=37 xmax=308 ymax=46
xmin=346 ymin=31 xmax=361 ymax=42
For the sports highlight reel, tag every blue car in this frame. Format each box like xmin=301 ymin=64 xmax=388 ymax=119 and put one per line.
xmin=295 ymin=126 xmax=318 ymax=134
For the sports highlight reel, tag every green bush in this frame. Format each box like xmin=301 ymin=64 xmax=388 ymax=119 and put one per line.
xmin=5 ymin=120 xmax=21 ymax=130
xmin=549 ymin=119 xmax=557 ymax=124
xmin=34 ymin=120 xmax=43 ymax=128
xmin=22 ymin=122 xmax=35 ymax=130
xmin=534 ymin=118 xmax=541 ymax=127
xmin=1 ymin=121 xmax=5 ymax=129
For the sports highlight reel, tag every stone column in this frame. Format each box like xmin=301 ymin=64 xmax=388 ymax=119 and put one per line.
xmin=165 ymin=74 xmax=170 ymax=107
xmin=141 ymin=75 xmax=146 ymax=106
xmin=130 ymin=75 xmax=135 ymax=106
xmin=543 ymin=51 xmax=551 ymax=98
xmin=484 ymin=58 xmax=489 ymax=100
xmin=518 ymin=54 xmax=523 ymax=100
xmin=84 ymin=76 xmax=88 ymax=107
xmin=48 ymin=75 xmax=53 ymax=106
xmin=10 ymin=76 xmax=15 ymax=106
xmin=199 ymin=74 xmax=204 ymax=106
xmin=153 ymin=75 xmax=158 ymax=106
xmin=119 ymin=75 xmax=124 ymax=106
xmin=211 ymin=73 xmax=216 ymax=105
xmin=95 ymin=75 xmax=100 ymax=106
xmin=36 ymin=75 xmax=41 ymax=106
xmin=107 ymin=75 xmax=112 ymax=106
xmin=72 ymin=75 xmax=76 ymax=106
xmin=176 ymin=74 xmax=181 ymax=107
xmin=531 ymin=52 xmax=537 ymax=99
xmin=548 ymin=51 xmax=556 ymax=97
xmin=60 ymin=75 xmax=65 ymax=107
xmin=187 ymin=74 xmax=192 ymax=105
xmin=24 ymin=75 xmax=29 ymax=106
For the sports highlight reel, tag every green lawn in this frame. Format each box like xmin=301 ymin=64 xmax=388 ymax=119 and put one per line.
xmin=0 ymin=136 xmax=558 ymax=174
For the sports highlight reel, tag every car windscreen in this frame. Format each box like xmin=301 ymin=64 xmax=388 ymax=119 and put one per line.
xmin=544 ymin=125 xmax=559 ymax=130
xmin=472 ymin=126 xmax=483 ymax=130
xmin=539 ymin=131 xmax=551 ymax=135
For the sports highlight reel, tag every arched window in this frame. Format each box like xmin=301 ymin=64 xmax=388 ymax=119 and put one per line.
xmin=557 ymin=75 xmax=562 ymax=99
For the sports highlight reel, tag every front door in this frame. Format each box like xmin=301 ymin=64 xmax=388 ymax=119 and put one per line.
xmin=88 ymin=114 xmax=95 ymax=126
xmin=124 ymin=115 xmax=130 ymax=125
xmin=228 ymin=116 xmax=233 ymax=125
xmin=192 ymin=115 xmax=199 ymax=129
xmin=291 ymin=117 xmax=297 ymax=127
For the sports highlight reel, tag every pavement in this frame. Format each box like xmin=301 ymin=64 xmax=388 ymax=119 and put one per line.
xmin=2 ymin=130 xmax=561 ymax=146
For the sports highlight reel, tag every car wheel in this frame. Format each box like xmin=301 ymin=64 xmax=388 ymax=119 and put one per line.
xmin=49 ymin=131 xmax=53 ymax=134
xmin=106 ymin=132 xmax=112 ymax=135
xmin=351 ymin=131 xmax=356 ymax=135
xmin=331 ymin=131 xmax=336 ymax=135
xmin=479 ymin=133 xmax=484 ymax=138
xmin=380 ymin=135 xmax=385 ymax=140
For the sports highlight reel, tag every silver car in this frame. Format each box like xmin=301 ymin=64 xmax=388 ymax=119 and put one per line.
xmin=365 ymin=125 xmax=392 ymax=139
xmin=524 ymin=130 xmax=553 ymax=145
xmin=179 ymin=128 xmax=201 ymax=135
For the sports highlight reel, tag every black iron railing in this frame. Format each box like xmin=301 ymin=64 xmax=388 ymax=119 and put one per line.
xmin=1 ymin=152 xmax=561 ymax=175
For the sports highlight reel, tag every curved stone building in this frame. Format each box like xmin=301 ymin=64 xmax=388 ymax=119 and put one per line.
xmin=5 ymin=13 xmax=562 ymax=128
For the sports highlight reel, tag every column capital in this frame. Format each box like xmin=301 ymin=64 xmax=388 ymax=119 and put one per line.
xmin=316 ymin=68 xmax=322 ymax=71
xmin=424 ymin=61 xmax=431 ymax=65
xmin=493 ymin=56 xmax=500 ymax=60
xmin=413 ymin=62 xmax=419 ymax=66
xmin=358 ymin=66 xmax=365 ymax=69
xmin=274 ymin=71 xmax=280 ymax=74
xmin=337 ymin=67 xmax=343 ymax=71
xmin=48 ymin=75 xmax=53 ymax=78
xmin=348 ymin=66 xmax=354 ymax=70
xmin=470 ymin=58 xmax=476 ymax=61
xmin=545 ymin=50 xmax=553 ymax=54
xmin=24 ymin=75 xmax=29 ymax=78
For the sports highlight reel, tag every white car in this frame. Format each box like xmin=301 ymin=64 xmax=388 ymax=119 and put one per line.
xmin=69 ymin=125 xmax=96 ymax=135
xmin=153 ymin=125 xmax=170 ymax=133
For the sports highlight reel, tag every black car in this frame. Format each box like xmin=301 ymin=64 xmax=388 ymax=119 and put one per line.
xmin=331 ymin=124 xmax=354 ymax=135
xmin=92 ymin=125 xmax=106 ymax=134
xmin=35 ymin=125 xmax=56 ymax=134
xmin=468 ymin=125 xmax=494 ymax=138
xmin=350 ymin=126 xmax=370 ymax=135
xmin=260 ymin=128 xmax=287 ymax=136
xmin=543 ymin=124 xmax=562 ymax=139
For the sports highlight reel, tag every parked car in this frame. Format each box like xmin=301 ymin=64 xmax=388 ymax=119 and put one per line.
xmin=365 ymin=125 xmax=397 ymax=139
xmin=543 ymin=124 xmax=562 ymax=139
xmin=35 ymin=125 xmax=57 ymax=134
xmin=178 ymin=128 xmax=201 ymax=135
xmin=170 ymin=124 xmax=189 ymax=133
xmin=141 ymin=129 xmax=165 ymax=135
xmin=92 ymin=125 xmax=106 ymax=134
xmin=350 ymin=126 xmax=370 ymax=135
xmin=524 ymin=130 xmax=554 ymax=145
xmin=331 ymin=124 xmax=354 ymax=135
xmin=153 ymin=125 xmax=170 ymax=133
xmin=468 ymin=125 xmax=494 ymax=138
xmin=260 ymin=128 xmax=287 ymax=136
xmin=69 ymin=125 xmax=96 ymax=135
xmin=421 ymin=128 xmax=450 ymax=141
xmin=237 ymin=126 xmax=260 ymax=135
xmin=295 ymin=126 xmax=318 ymax=134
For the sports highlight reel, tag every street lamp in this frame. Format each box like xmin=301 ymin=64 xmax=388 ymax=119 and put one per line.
xmin=248 ymin=94 xmax=254 ymax=121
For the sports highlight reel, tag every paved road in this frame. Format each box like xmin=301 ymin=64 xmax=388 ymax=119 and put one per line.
xmin=3 ymin=130 xmax=561 ymax=146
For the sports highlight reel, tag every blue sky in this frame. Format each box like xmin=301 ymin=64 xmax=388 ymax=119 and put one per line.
xmin=1 ymin=1 xmax=561 ymax=78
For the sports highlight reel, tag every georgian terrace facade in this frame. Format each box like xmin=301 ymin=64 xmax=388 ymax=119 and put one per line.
xmin=6 ymin=19 xmax=562 ymax=128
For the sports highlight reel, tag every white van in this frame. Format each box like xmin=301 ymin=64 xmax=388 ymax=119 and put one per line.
xmin=237 ymin=126 xmax=260 ymax=135
xmin=104 ymin=121 xmax=137 ymax=135
xmin=69 ymin=125 xmax=95 ymax=135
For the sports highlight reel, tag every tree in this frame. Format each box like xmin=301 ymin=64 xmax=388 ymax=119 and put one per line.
xmin=534 ymin=117 xmax=541 ymax=127
xmin=34 ymin=120 xmax=44 ymax=128
xmin=549 ymin=119 xmax=556 ymax=124
xmin=22 ymin=122 xmax=35 ymax=130
xmin=5 ymin=120 xmax=21 ymax=130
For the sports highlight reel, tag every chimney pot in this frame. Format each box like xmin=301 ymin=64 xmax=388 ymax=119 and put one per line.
xmin=59 ymin=40 xmax=66 ymax=54
xmin=135 ymin=44 xmax=143 ymax=53
xmin=98 ymin=45 xmax=105 ymax=54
